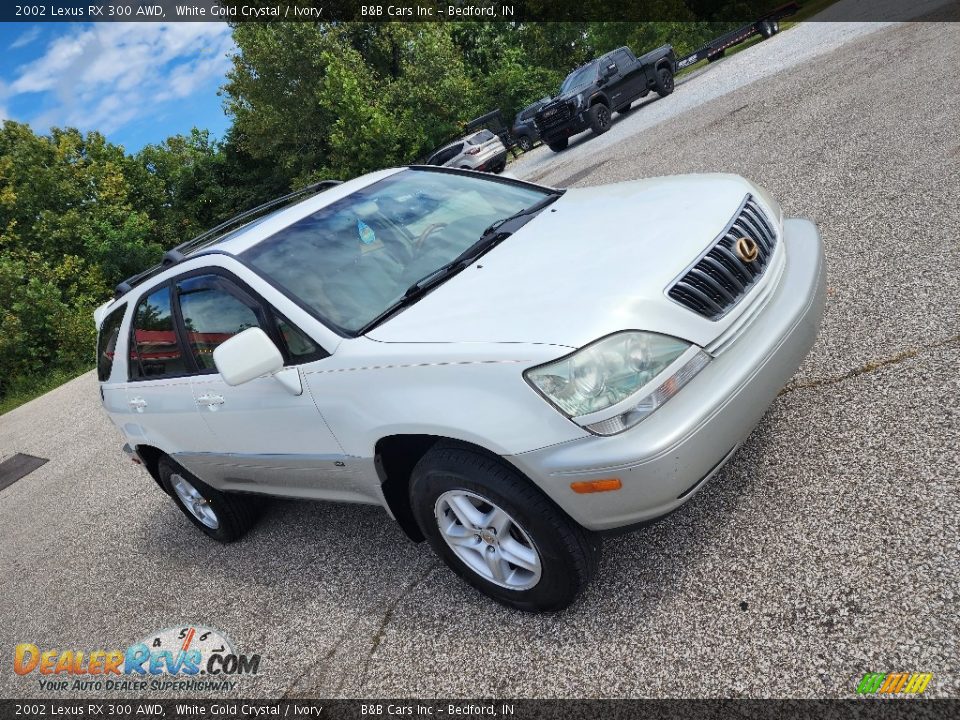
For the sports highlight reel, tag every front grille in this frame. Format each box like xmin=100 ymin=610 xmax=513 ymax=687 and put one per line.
xmin=535 ymin=101 xmax=575 ymax=134
xmin=667 ymin=195 xmax=778 ymax=320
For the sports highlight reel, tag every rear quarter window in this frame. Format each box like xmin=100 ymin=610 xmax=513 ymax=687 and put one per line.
xmin=96 ymin=304 xmax=127 ymax=382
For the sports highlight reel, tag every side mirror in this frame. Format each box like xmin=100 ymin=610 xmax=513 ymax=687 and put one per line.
xmin=213 ymin=328 xmax=284 ymax=386
xmin=604 ymin=65 xmax=617 ymax=78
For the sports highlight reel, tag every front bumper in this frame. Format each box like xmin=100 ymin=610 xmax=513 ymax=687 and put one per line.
xmin=508 ymin=218 xmax=826 ymax=532
xmin=542 ymin=113 xmax=590 ymax=143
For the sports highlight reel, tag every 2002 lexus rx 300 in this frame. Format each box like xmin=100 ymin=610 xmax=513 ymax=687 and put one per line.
xmin=95 ymin=166 xmax=825 ymax=610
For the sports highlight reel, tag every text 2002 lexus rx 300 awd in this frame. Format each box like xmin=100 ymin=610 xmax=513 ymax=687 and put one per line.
xmin=96 ymin=166 xmax=825 ymax=611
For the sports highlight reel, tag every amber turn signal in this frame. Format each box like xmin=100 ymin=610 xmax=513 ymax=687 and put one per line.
xmin=570 ymin=478 xmax=622 ymax=494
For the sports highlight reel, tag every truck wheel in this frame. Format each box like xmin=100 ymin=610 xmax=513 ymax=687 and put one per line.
xmin=760 ymin=21 xmax=774 ymax=39
xmin=588 ymin=103 xmax=612 ymax=135
xmin=158 ymin=456 xmax=261 ymax=542
xmin=655 ymin=66 xmax=675 ymax=97
xmin=409 ymin=444 xmax=599 ymax=611
xmin=547 ymin=139 xmax=569 ymax=152
xmin=517 ymin=135 xmax=533 ymax=152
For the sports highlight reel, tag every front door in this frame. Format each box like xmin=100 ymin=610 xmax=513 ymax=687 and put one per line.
xmin=169 ymin=271 xmax=367 ymax=502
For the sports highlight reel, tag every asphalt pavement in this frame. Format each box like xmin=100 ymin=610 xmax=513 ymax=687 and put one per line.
xmin=1 ymin=18 xmax=958 ymax=700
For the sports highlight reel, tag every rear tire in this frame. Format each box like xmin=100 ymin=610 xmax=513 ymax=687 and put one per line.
xmin=655 ymin=66 xmax=675 ymax=97
xmin=547 ymin=139 xmax=569 ymax=152
xmin=409 ymin=443 xmax=599 ymax=611
xmin=588 ymin=103 xmax=612 ymax=135
xmin=158 ymin=456 xmax=261 ymax=543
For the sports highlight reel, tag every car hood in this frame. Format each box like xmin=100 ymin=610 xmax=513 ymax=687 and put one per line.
xmin=366 ymin=174 xmax=767 ymax=350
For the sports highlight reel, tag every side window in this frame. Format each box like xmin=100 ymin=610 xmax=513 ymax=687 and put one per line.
xmin=443 ymin=145 xmax=463 ymax=163
xmin=131 ymin=286 xmax=189 ymax=380
xmin=176 ymin=276 xmax=263 ymax=371
xmin=275 ymin=313 xmax=319 ymax=360
xmin=614 ymin=50 xmax=631 ymax=69
xmin=96 ymin=303 xmax=127 ymax=382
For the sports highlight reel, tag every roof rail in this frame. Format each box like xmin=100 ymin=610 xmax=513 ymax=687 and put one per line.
xmin=113 ymin=179 xmax=342 ymax=299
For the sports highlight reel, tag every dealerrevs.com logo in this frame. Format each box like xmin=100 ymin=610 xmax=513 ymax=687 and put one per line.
xmin=14 ymin=626 xmax=261 ymax=693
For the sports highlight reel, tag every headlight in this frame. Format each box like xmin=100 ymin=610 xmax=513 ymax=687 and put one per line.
xmin=524 ymin=332 xmax=710 ymax=435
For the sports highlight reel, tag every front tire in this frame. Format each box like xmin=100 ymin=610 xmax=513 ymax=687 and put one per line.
xmin=547 ymin=138 xmax=569 ymax=152
xmin=410 ymin=444 xmax=599 ymax=611
xmin=159 ymin=456 xmax=260 ymax=542
xmin=516 ymin=135 xmax=533 ymax=152
xmin=588 ymin=103 xmax=612 ymax=135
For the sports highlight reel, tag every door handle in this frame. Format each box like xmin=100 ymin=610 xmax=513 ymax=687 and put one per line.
xmin=128 ymin=397 xmax=147 ymax=412
xmin=196 ymin=394 xmax=225 ymax=408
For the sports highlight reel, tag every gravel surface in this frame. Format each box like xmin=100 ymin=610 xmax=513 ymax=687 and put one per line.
xmin=1 ymin=19 xmax=958 ymax=701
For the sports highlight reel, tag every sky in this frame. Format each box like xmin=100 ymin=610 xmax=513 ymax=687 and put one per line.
xmin=0 ymin=22 xmax=236 ymax=152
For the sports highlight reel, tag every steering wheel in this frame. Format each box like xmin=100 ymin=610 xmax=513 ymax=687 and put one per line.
xmin=415 ymin=223 xmax=447 ymax=251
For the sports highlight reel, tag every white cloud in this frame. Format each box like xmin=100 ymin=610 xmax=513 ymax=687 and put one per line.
xmin=9 ymin=26 xmax=42 ymax=50
xmin=8 ymin=22 xmax=235 ymax=138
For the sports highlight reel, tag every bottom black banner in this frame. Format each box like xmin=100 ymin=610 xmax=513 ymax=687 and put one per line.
xmin=3 ymin=699 xmax=959 ymax=720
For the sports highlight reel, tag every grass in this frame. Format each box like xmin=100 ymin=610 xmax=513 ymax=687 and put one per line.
xmin=676 ymin=0 xmax=845 ymax=78
xmin=0 ymin=366 xmax=92 ymax=416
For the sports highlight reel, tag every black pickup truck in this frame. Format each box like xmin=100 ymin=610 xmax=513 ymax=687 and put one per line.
xmin=535 ymin=45 xmax=676 ymax=152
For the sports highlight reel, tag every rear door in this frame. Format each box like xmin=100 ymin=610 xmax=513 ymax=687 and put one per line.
xmin=125 ymin=283 xmax=217 ymax=456
xmin=442 ymin=143 xmax=466 ymax=167
xmin=611 ymin=48 xmax=644 ymax=104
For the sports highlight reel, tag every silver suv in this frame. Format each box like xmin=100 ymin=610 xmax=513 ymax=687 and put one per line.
xmin=426 ymin=130 xmax=508 ymax=173
xmin=95 ymin=167 xmax=824 ymax=611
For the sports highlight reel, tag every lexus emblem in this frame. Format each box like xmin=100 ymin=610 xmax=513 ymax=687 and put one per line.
xmin=735 ymin=237 xmax=759 ymax=263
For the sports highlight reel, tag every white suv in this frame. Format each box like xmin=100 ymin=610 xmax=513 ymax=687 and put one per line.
xmin=425 ymin=130 xmax=508 ymax=173
xmin=96 ymin=166 xmax=825 ymax=611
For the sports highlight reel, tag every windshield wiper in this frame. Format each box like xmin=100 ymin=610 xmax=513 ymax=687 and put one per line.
xmin=357 ymin=190 xmax=564 ymax=335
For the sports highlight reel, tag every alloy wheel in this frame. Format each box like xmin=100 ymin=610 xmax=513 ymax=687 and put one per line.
xmin=171 ymin=473 xmax=220 ymax=529
xmin=434 ymin=490 xmax=542 ymax=590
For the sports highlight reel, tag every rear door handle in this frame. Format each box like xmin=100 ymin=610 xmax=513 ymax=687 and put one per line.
xmin=128 ymin=397 xmax=147 ymax=412
xmin=196 ymin=394 xmax=225 ymax=408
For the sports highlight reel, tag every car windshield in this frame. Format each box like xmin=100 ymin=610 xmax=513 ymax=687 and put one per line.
xmin=561 ymin=63 xmax=598 ymax=93
xmin=240 ymin=169 xmax=549 ymax=334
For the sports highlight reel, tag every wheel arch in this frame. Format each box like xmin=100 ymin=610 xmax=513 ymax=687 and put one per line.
xmin=375 ymin=434 xmax=553 ymax=543
xmin=134 ymin=444 xmax=170 ymax=495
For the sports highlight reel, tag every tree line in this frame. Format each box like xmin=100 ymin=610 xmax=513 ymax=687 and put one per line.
xmin=0 ymin=18 xmax=745 ymax=407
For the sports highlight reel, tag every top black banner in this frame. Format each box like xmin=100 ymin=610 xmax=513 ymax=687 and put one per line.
xmin=1 ymin=0 xmax=958 ymax=23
